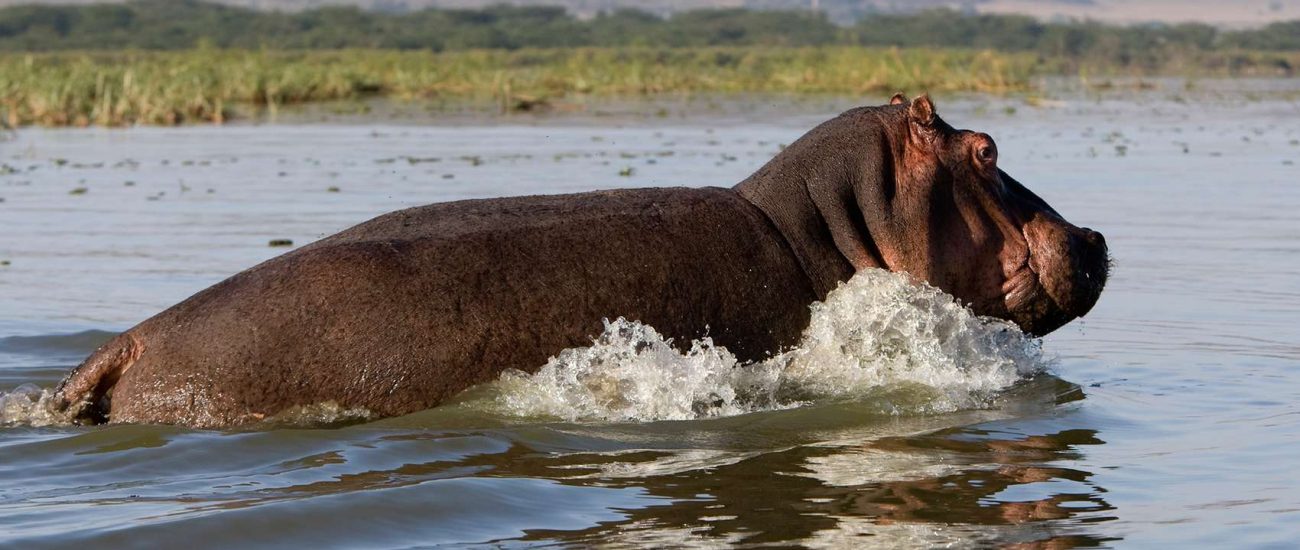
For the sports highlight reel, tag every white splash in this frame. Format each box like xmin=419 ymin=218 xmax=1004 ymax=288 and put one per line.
xmin=262 ymin=401 xmax=375 ymax=427
xmin=0 ymin=383 xmax=68 ymax=428
xmin=492 ymin=321 xmax=783 ymax=422
xmin=492 ymin=269 xmax=1046 ymax=422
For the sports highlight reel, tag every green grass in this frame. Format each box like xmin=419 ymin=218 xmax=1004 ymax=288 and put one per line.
xmin=1 ymin=46 xmax=1296 ymax=127
xmin=0 ymin=47 xmax=1034 ymax=127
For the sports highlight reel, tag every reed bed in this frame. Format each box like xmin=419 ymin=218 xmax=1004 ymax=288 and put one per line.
xmin=0 ymin=47 xmax=1036 ymax=127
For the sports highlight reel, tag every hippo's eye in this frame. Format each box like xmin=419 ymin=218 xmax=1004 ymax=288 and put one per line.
xmin=968 ymin=133 xmax=998 ymax=169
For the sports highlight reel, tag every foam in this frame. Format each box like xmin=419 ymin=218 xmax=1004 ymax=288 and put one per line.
xmin=260 ymin=401 xmax=375 ymax=427
xmin=0 ymin=383 xmax=69 ymax=428
xmin=492 ymin=269 xmax=1046 ymax=422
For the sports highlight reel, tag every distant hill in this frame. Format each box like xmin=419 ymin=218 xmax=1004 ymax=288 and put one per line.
xmin=0 ymin=0 xmax=1296 ymax=27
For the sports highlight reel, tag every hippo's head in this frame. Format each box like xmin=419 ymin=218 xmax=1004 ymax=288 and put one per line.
xmin=737 ymin=94 xmax=1108 ymax=335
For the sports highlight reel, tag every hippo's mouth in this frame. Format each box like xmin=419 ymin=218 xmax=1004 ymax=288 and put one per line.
xmin=1002 ymin=257 xmax=1040 ymax=314
xmin=1000 ymin=245 xmax=1068 ymax=336
xmin=1000 ymin=224 xmax=1041 ymax=314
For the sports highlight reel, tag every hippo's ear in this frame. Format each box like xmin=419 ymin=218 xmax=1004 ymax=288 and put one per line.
xmin=889 ymin=92 xmax=907 ymax=105
xmin=908 ymin=94 xmax=935 ymax=126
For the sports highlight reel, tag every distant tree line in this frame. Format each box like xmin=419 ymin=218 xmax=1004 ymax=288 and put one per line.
xmin=1 ymin=0 xmax=1297 ymax=55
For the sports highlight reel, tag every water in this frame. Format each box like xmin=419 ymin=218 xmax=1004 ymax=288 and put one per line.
xmin=2 ymin=82 xmax=1299 ymax=547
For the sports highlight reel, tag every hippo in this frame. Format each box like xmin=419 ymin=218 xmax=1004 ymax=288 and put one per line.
xmin=54 ymin=95 xmax=1108 ymax=428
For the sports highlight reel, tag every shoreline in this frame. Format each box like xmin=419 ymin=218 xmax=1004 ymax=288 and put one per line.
xmin=4 ymin=48 xmax=1299 ymax=129
xmin=3 ymin=76 xmax=1297 ymax=132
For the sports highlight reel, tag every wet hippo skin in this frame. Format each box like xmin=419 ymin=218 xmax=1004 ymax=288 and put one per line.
xmin=56 ymin=95 xmax=1108 ymax=427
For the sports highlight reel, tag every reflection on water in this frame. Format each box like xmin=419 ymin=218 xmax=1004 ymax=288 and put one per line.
xmin=3 ymin=81 xmax=1300 ymax=547
xmin=0 ymin=376 xmax=1101 ymax=547
xmin=519 ymin=431 xmax=1116 ymax=548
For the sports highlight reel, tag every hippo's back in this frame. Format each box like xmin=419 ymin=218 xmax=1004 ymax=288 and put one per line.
xmin=73 ymin=187 xmax=816 ymax=426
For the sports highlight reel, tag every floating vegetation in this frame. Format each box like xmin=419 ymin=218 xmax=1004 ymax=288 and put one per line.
xmin=268 ymin=238 xmax=293 ymax=247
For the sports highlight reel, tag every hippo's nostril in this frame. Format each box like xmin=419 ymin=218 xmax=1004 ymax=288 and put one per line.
xmin=1085 ymin=229 xmax=1106 ymax=249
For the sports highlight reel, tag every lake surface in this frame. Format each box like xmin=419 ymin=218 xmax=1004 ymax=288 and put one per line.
xmin=2 ymin=83 xmax=1299 ymax=548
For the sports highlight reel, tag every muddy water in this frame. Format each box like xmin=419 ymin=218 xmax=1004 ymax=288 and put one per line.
xmin=1 ymin=83 xmax=1299 ymax=547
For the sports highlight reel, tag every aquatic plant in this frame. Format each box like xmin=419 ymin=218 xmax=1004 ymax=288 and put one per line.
xmin=3 ymin=46 xmax=1293 ymax=128
xmin=0 ymin=47 xmax=1034 ymax=127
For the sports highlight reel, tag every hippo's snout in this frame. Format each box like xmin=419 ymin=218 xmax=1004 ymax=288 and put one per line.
xmin=1061 ymin=226 xmax=1109 ymax=314
xmin=1017 ymin=218 xmax=1109 ymax=336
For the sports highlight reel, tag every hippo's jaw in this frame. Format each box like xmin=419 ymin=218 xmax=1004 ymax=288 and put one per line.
xmin=1001 ymin=244 xmax=1040 ymax=314
xmin=1003 ymin=216 xmax=1109 ymax=336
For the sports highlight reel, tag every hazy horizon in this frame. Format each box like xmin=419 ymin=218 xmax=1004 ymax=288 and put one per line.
xmin=0 ymin=0 xmax=1296 ymax=28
